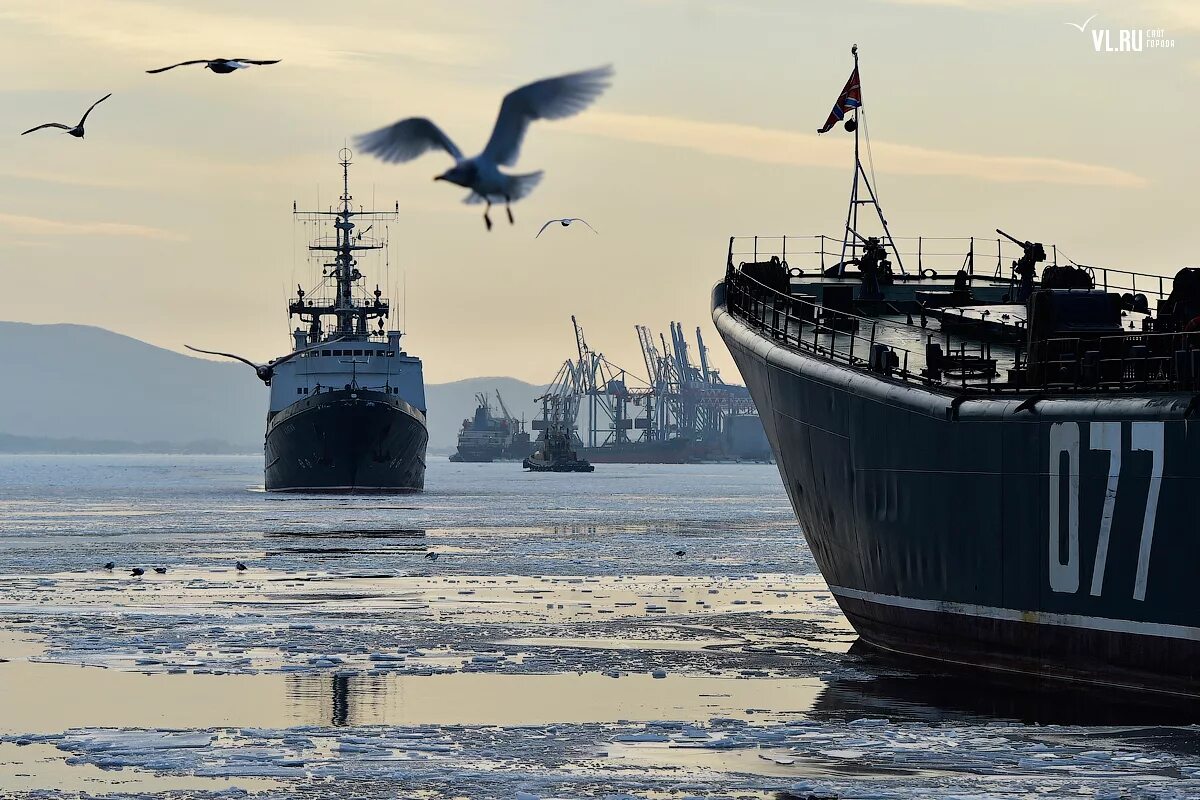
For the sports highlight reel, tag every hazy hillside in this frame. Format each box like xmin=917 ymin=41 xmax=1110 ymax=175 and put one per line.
xmin=0 ymin=322 xmax=544 ymax=454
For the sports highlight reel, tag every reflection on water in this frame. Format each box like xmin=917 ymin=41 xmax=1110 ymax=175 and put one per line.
xmin=288 ymin=672 xmax=393 ymax=727
xmin=814 ymin=642 xmax=1200 ymax=728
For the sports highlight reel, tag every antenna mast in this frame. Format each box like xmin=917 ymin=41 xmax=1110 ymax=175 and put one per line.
xmin=838 ymin=45 xmax=905 ymax=276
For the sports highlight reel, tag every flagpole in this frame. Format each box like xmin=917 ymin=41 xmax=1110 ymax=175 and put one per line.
xmin=835 ymin=43 xmax=906 ymax=277
xmin=839 ymin=44 xmax=860 ymax=276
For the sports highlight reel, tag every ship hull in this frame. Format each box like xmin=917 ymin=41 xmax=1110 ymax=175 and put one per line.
xmin=713 ymin=284 xmax=1200 ymax=697
xmin=265 ymin=389 xmax=427 ymax=492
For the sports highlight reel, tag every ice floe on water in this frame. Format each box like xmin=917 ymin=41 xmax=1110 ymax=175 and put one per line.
xmin=3 ymin=457 xmax=1200 ymax=798
xmin=5 ymin=718 xmax=1200 ymax=799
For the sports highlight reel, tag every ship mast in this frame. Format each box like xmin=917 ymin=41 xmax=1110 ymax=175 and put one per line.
xmin=291 ymin=148 xmax=400 ymax=345
xmin=836 ymin=45 xmax=905 ymax=276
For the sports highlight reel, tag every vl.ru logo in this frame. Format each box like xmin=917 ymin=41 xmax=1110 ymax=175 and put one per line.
xmin=1064 ymin=14 xmax=1175 ymax=52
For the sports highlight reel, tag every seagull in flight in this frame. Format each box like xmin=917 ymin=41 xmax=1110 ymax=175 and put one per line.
xmin=356 ymin=65 xmax=613 ymax=231
xmin=147 ymin=58 xmax=280 ymax=75
xmin=21 ymin=93 xmax=111 ymax=138
xmin=185 ymin=337 xmax=339 ymax=385
xmin=536 ymin=217 xmax=598 ymax=238
xmin=1064 ymin=14 xmax=1098 ymax=31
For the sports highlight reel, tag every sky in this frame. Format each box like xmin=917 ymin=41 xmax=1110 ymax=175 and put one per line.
xmin=1 ymin=0 xmax=1196 ymax=384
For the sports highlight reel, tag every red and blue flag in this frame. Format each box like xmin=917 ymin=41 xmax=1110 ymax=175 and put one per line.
xmin=817 ymin=66 xmax=861 ymax=134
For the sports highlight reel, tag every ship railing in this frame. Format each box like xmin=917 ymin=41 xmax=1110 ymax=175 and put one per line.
xmin=725 ymin=263 xmax=924 ymax=386
xmin=290 ymin=294 xmax=391 ymax=310
xmin=729 ymin=235 xmax=1176 ymax=302
xmin=1028 ymin=330 xmax=1200 ymax=393
xmin=725 ymin=255 xmax=1200 ymax=395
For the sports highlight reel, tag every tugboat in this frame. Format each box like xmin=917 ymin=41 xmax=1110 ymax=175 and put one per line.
xmin=449 ymin=391 xmax=532 ymax=462
xmin=714 ymin=49 xmax=1200 ymax=696
xmin=189 ymin=148 xmax=427 ymax=492
xmin=524 ymin=394 xmax=594 ymax=473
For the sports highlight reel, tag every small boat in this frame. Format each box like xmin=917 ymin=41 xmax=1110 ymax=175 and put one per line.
xmin=523 ymin=395 xmax=594 ymax=473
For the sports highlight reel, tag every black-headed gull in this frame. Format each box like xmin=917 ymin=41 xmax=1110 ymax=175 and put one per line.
xmin=146 ymin=58 xmax=280 ymax=75
xmin=356 ymin=65 xmax=613 ymax=230
xmin=21 ymin=93 xmax=111 ymax=138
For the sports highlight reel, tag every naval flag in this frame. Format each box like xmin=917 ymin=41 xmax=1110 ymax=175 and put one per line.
xmin=817 ymin=66 xmax=861 ymax=134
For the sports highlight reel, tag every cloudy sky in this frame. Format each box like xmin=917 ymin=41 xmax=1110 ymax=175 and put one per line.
xmin=1 ymin=0 xmax=1195 ymax=383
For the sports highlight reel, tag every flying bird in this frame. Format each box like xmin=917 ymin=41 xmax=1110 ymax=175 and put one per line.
xmin=147 ymin=58 xmax=280 ymax=75
xmin=130 ymin=567 xmax=145 ymax=577
xmin=185 ymin=337 xmax=338 ymax=385
xmin=21 ymin=93 xmax=111 ymax=138
xmin=535 ymin=217 xmax=598 ymax=238
xmin=1064 ymin=14 xmax=1098 ymax=32
xmin=356 ymin=65 xmax=613 ymax=230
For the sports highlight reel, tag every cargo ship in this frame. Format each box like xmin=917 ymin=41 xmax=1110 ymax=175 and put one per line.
xmin=190 ymin=149 xmax=427 ymax=492
xmin=449 ymin=391 xmax=532 ymax=462
xmin=714 ymin=50 xmax=1200 ymax=697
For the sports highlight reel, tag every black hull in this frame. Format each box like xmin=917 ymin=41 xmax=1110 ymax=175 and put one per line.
xmin=714 ymin=284 xmax=1200 ymax=698
xmin=264 ymin=389 xmax=427 ymax=492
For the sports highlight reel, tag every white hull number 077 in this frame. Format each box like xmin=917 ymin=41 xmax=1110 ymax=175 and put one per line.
xmin=1048 ymin=421 xmax=1164 ymax=601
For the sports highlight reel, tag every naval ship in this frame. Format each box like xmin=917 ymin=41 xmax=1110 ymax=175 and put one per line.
xmin=714 ymin=50 xmax=1200 ymax=696
xmin=190 ymin=149 xmax=427 ymax=492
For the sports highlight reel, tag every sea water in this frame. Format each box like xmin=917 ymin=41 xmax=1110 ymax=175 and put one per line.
xmin=1 ymin=455 xmax=1198 ymax=798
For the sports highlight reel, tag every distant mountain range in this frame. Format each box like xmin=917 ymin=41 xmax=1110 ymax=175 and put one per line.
xmin=0 ymin=322 xmax=544 ymax=455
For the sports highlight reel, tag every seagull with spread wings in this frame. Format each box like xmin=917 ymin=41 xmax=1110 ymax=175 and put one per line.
xmin=535 ymin=217 xmax=598 ymax=238
xmin=185 ymin=337 xmax=338 ymax=385
xmin=147 ymin=58 xmax=280 ymax=75
xmin=356 ymin=65 xmax=613 ymax=230
xmin=21 ymin=93 xmax=111 ymax=138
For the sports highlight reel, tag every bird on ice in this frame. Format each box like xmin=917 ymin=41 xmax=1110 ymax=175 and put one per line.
xmin=153 ymin=567 xmax=168 ymax=574
xmin=356 ymin=65 xmax=613 ymax=230
xmin=146 ymin=58 xmax=280 ymax=75
xmin=130 ymin=567 xmax=145 ymax=577
xmin=103 ymin=562 xmax=115 ymax=571
xmin=21 ymin=93 xmax=111 ymax=138
xmin=535 ymin=217 xmax=598 ymax=238
xmin=236 ymin=561 xmax=248 ymax=571
xmin=424 ymin=552 xmax=439 ymax=561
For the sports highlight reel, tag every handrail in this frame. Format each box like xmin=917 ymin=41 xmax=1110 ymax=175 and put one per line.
xmin=723 ymin=261 xmax=1200 ymax=396
xmin=730 ymin=234 xmax=1178 ymax=302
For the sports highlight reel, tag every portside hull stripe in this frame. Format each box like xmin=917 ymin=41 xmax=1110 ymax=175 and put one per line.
xmin=829 ymin=585 xmax=1200 ymax=642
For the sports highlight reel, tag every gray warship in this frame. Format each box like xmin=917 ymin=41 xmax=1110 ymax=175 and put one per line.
xmin=714 ymin=49 xmax=1200 ymax=697
xmin=190 ymin=149 xmax=427 ymax=492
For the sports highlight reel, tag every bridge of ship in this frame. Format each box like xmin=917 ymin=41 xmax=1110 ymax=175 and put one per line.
xmin=725 ymin=235 xmax=1194 ymax=396
xmin=268 ymin=331 xmax=426 ymax=414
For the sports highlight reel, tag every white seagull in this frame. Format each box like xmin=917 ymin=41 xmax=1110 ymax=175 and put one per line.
xmin=535 ymin=217 xmax=599 ymax=238
xmin=146 ymin=58 xmax=280 ymax=75
xmin=356 ymin=65 xmax=613 ymax=231
xmin=21 ymin=93 xmax=111 ymax=138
